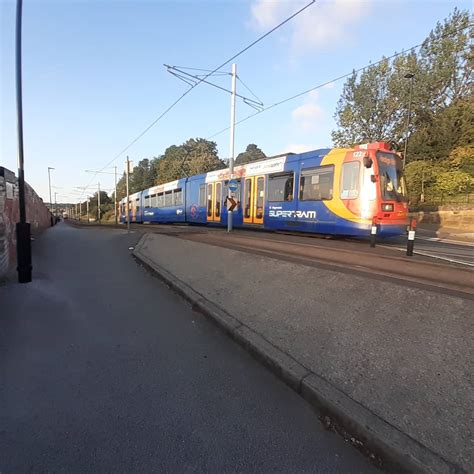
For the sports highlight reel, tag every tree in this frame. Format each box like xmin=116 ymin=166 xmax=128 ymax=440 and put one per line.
xmin=154 ymin=138 xmax=224 ymax=185
xmin=331 ymin=8 xmax=472 ymax=164
xmin=235 ymin=144 xmax=267 ymax=165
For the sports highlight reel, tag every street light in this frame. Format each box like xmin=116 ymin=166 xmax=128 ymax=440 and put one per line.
xmin=47 ymin=167 xmax=54 ymax=212
xmin=403 ymin=72 xmax=415 ymax=168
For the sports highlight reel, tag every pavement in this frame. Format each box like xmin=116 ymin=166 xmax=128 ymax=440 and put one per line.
xmin=133 ymin=230 xmax=474 ymax=474
xmin=0 ymin=223 xmax=378 ymax=473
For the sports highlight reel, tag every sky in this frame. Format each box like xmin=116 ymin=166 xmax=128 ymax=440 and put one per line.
xmin=0 ymin=0 xmax=471 ymax=203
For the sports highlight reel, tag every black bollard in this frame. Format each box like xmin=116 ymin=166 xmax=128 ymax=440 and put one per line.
xmin=370 ymin=220 xmax=377 ymax=248
xmin=406 ymin=218 xmax=416 ymax=256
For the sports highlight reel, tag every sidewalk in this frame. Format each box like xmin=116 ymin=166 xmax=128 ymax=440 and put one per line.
xmin=134 ymin=232 xmax=473 ymax=474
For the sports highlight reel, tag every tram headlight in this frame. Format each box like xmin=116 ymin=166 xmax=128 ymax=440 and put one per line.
xmin=381 ymin=203 xmax=394 ymax=212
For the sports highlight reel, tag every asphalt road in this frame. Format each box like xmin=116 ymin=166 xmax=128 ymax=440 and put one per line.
xmin=0 ymin=223 xmax=377 ymax=473
xmin=382 ymin=231 xmax=474 ymax=267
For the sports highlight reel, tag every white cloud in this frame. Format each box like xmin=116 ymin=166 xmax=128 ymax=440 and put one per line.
xmin=323 ymin=81 xmax=335 ymax=89
xmin=249 ymin=0 xmax=373 ymax=53
xmin=292 ymin=103 xmax=325 ymax=131
xmin=308 ymin=89 xmax=320 ymax=100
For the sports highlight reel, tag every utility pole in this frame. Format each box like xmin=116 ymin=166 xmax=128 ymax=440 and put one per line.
xmin=114 ymin=165 xmax=118 ymax=225
xmin=15 ymin=0 xmax=31 ymax=283
xmin=48 ymin=167 xmax=54 ymax=213
xmin=227 ymin=63 xmax=237 ymax=233
xmin=126 ymin=156 xmax=130 ymax=233
xmin=98 ymin=182 xmax=101 ymax=224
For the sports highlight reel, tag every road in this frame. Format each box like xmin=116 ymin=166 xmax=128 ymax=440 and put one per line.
xmin=0 ymin=223 xmax=378 ymax=473
xmin=382 ymin=230 xmax=474 ymax=267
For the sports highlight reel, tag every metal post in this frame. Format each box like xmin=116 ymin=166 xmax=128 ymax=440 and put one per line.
xmin=370 ymin=217 xmax=377 ymax=248
xmin=227 ymin=63 xmax=237 ymax=233
xmin=406 ymin=218 xmax=416 ymax=256
xmin=48 ymin=166 xmax=54 ymax=212
xmin=98 ymin=182 xmax=101 ymax=224
xmin=403 ymin=73 xmax=414 ymax=169
xmin=126 ymin=156 xmax=130 ymax=233
xmin=114 ymin=165 xmax=118 ymax=225
xmin=15 ymin=0 xmax=31 ymax=283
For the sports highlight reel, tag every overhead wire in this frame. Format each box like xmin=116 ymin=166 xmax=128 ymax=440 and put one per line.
xmin=79 ymin=0 xmax=316 ymax=197
xmin=207 ymin=22 xmax=473 ymax=140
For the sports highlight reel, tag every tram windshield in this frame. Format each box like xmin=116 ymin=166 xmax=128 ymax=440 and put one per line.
xmin=376 ymin=152 xmax=407 ymax=201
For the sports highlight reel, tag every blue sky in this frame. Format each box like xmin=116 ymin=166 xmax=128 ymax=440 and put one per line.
xmin=1 ymin=0 xmax=470 ymax=202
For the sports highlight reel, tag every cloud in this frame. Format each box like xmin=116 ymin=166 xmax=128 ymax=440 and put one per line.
xmin=291 ymin=96 xmax=325 ymax=132
xmin=249 ymin=0 xmax=373 ymax=53
xmin=323 ymin=81 xmax=335 ymax=89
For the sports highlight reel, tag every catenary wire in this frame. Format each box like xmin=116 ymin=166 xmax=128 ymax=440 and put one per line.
xmin=79 ymin=0 xmax=316 ymax=198
xmin=207 ymin=22 xmax=473 ymax=140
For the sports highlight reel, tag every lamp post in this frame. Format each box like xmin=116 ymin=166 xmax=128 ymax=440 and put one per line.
xmin=48 ymin=167 xmax=54 ymax=212
xmin=15 ymin=0 xmax=32 ymax=283
xmin=403 ymin=72 xmax=415 ymax=168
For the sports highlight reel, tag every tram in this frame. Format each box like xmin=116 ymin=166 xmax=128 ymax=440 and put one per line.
xmin=119 ymin=141 xmax=409 ymax=237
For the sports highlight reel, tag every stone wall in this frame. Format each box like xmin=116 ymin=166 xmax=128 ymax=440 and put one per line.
xmin=0 ymin=167 xmax=52 ymax=280
xmin=413 ymin=209 xmax=474 ymax=232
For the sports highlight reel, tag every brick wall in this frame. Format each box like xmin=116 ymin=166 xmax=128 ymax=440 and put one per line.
xmin=0 ymin=167 xmax=52 ymax=280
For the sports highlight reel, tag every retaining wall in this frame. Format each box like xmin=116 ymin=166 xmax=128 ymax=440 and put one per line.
xmin=0 ymin=167 xmax=52 ymax=280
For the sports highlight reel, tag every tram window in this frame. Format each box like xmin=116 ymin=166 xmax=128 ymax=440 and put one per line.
xmin=135 ymin=198 xmax=140 ymax=212
xmin=268 ymin=173 xmax=294 ymax=201
xmin=300 ymin=166 xmax=334 ymax=201
xmin=157 ymin=193 xmax=164 ymax=208
xmin=244 ymin=178 xmax=252 ymax=218
xmin=199 ymin=184 xmax=206 ymax=207
xmin=341 ymin=162 xmax=360 ymax=199
xmin=215 ymin=182 xmax=222 ymax=217
xmin=207 ymin=184 xmax=213 ymax=217
xmin=164 ymin=190 xmax=173 ymax=207
xmin=144 ymin=196 xmax=150 ymax=208
xmin=174 ymin=188 xmax=183 ymax=206
xmin=149 ymin=194 xmax=156 ymax=207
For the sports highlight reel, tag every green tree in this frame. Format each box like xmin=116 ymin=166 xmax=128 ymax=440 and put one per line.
xmin=235 ymin=144 xmax=267 ymax=165
xmin=154 ymin=138 xmax=224 ymax=185
xmin=331 ymin=8 xmax=472 ymax=164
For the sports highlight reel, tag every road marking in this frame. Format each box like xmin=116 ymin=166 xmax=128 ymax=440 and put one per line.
xmin=380 ymin=245 xmax=474 ymax=267
xmin=417 ymin=236 xmax=474 ymax=247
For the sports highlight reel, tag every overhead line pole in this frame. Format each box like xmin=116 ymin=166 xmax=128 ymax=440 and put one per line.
xmin=15 ymin=0 xmax=31 ymax=283
xmin=98 ymin=182 xmax=101 ymax=224
xmin=114 ymin=165 xmax=118 ymax=225
xmin=126 ymin=156 xmax=130 ymax=233
xmin=228 ymin=63 xmax=237 ymax=233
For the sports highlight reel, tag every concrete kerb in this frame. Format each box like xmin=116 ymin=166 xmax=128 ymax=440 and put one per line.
xmin=132 ymin=233 xmax=463 ymax=474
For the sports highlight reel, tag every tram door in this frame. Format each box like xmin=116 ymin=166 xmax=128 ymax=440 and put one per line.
xmin=243 ymin=175 xmax=265 ymax=225
xmin=206 ymin=182 xmax=222 ymax=222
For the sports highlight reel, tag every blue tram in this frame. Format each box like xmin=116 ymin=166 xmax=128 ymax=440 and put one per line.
xmin=120 ymin=142 xmax=409 ymax=238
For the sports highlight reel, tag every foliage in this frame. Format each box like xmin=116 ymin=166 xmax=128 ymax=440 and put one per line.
xmin=332 ymin=8 xmax=473 ymax=171
xmin=405 ymin=156 xmax=474 ymax=203
xmin=235 ymin=144 xmax=267 ymax=165
xmin=154 ymin=138 xmax=224 ymax=185
xmin=114 ymin=138 xmax=224 ymax=198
